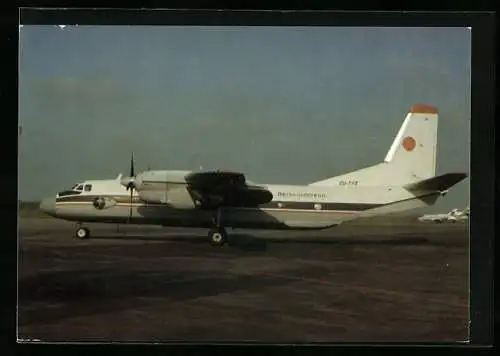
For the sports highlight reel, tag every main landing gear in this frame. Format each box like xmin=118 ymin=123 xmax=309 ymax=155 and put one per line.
xmin=74 ymin=223 xmax=91 ymax=239
xmin=209 ymin=208 xmax=228 ymax=247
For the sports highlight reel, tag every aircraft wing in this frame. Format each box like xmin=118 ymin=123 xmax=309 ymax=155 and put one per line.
xmin=185 ymin=170 xmax=273 ymax=208
xmin=404 ymin=173 xmax=468 ymax=192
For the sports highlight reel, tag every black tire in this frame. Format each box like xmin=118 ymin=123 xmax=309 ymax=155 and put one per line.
xmin=75 ymin=227 xmax=90 ymax=239
xmin=208 ymin=228 xmax=227 ymax=247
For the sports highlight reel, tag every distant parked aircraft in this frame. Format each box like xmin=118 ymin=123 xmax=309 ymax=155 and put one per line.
xmin=418 ymin=206 xmax=469 ymax=223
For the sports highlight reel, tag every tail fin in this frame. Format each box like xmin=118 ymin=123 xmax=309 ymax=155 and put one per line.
xmin=462 ymin=206 xmax=470 ymax=215
xmin=310 ymin=104 xmax=439 ymax=187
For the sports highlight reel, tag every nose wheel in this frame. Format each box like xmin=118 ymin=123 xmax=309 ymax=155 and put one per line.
xmin=75 ymin=226 xmax=91 ymax=239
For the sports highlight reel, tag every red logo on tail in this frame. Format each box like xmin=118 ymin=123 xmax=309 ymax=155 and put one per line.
xmin=402 ymin=136 xmax=416 ymax=151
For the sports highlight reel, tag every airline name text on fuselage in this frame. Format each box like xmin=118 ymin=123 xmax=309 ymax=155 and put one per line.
xmin=276 ymin=192 xmax=327 ymax=199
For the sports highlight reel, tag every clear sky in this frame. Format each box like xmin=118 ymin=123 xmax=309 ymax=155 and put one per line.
xmin=18 ymin=26 xmax=470 ymax=212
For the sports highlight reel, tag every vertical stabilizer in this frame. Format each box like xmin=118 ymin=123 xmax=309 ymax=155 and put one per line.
xmin=310 ymin=104 xmax=439 ymax=186
xmin=382 ymin=104 xmax=438 ymax=180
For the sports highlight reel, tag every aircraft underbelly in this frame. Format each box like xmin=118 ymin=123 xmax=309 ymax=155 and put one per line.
xmin=54 ymin=203 xmax=350 ymax=229
xmin=226 ymin=209 xmax=353 ymax=229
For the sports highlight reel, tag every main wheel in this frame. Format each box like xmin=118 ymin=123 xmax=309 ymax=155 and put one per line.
xmin=208 ymin=228 xmax=227 ymax=247
xmin=75 ymin=227 xmax=90 ymax=239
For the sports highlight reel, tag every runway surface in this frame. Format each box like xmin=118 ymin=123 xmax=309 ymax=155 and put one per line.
xmin=18 ymin=217 xmax=469 ymax=343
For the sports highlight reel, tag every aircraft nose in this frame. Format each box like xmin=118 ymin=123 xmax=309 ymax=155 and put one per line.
xmin=40 ymin=197 xmax=56 ymax=216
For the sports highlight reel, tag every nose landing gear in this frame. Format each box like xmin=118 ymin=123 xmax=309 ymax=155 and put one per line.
xmin=74 ymin=223 xmax=91 ymax=239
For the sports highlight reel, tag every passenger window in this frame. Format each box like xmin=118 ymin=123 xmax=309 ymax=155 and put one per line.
xmin=76 ymin=184 xmax=83 ymax=191
xmin=84 ymin=184 xmax=92 ymax=192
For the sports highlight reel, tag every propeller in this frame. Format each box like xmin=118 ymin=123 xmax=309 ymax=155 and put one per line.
xmin=119 ymin=153 xmax=137 ymax=222
xmin=128 ymin=152 xmax=136 ymax=189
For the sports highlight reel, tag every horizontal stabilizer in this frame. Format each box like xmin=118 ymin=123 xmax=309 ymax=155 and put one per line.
xmin=404 ymin=173 xmax=468 ymax=192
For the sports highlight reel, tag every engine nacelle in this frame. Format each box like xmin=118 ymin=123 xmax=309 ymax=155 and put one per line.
xmin=138 ymin=190 xmax=166 ymax=204
xmin=138 ymin=187 xmax=195 ymax=209
xmin=165 ymin=187 xmax=196 ymax=209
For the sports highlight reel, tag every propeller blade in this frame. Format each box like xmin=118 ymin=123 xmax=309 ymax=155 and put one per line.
xmin=128 ymin=185 xmax=133 ymax=222
xmin=130 ymin=153 xmax=135 ymax=178
xmin=124 ymin=152 xmax=136 ymax=191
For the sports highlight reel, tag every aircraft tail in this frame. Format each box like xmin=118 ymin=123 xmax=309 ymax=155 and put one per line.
xmin=310 ymin=104 xmax=440 ymax=187
xmin=459 ymin=205 xmax=470 ymax=216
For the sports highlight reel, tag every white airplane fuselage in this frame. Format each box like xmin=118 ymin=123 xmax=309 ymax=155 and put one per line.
xmin=41 ymin=176 xmax=440 ymax=230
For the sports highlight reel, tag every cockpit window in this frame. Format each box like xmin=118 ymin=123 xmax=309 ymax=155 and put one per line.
xmin=59 ymin=183 xmax=84 ymax=197
xmin=57 ymin=190 xmax=82 ymax=197
xmin=84 ymin=184 xmax=92 ymax=192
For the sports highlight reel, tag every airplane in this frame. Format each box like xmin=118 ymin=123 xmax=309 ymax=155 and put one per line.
xmin=39 ymin=104 xmax=468 ymax=246
xmin=418 ymin=206 xmax=469 ymax=223
xmin=448 ymin=206 xmax=470 ymax=222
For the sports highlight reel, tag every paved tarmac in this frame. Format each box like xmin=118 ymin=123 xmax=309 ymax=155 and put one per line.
xmin=18 ymin=217 xmax=469 ymax=343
